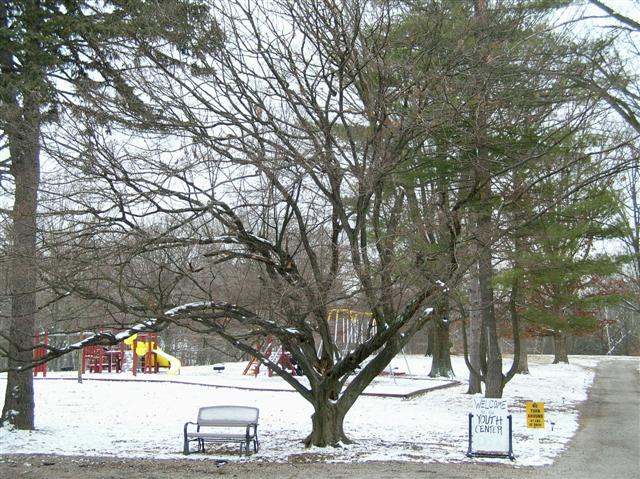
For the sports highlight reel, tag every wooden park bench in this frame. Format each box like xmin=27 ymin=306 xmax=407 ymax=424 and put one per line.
xmin=183 ymin=406 xmax=259 ymax=456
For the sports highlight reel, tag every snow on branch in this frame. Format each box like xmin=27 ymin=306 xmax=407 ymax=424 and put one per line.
xmin=162 ymin=300 xmax=306 ymax=340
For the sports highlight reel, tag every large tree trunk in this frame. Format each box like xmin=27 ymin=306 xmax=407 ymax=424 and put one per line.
xmin=474 ymin=88 xmax=503 ymax=397
xmin=473 ymin=0 xmax=503 ymax=399
xmin=467 ymin=256 xmax=483 ymax=394
xmin=304 ymin=397 xmax=350 ymax=447
xmin=1 ymin=92 xmax=41 ymax=430
xmin=429 ymin=312 xmax=454 ymax=378
xmin=302 ymin=331 xmax=422 ymax=447
xmin=552 ymin=331 xmax=569 ymax=364
xmin=478 ymin=241 xmax=503 ymax=398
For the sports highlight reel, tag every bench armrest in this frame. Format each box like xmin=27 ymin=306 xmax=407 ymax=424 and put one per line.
xmin=184 ymin=421 xmax=198 ymax=435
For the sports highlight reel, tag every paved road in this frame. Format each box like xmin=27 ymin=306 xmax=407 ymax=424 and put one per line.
xmin=1 ymin=358 xmax=638 ymax=479
xmin=535 ymin=358 xmax=640 ymax=479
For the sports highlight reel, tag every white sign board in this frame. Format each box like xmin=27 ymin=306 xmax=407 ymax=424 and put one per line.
xmin=469 ymin=398 xmax=510 ymax=455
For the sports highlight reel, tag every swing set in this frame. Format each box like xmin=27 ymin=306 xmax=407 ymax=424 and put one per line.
xmin=325 ymin=308 xmax=375 ymax=360
xmin=242 ymin=308 xmax=411 ymax=377
xmin=325 ymin=308 xmax=412 ymax=376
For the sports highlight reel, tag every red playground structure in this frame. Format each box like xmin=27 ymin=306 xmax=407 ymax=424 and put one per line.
xmin=82 ymin=332 xmax=181 ymax=376
xmin=33 ymin=331 xmax=48 ymax=377
xmin=82 ymin=340 xmax=126 ymax=374
xmin=243 ymin=336 xmax=301 ymax=377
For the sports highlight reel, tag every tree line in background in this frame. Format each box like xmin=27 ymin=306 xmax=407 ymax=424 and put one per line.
xmin=0 ymin=0 xmax=638 ymax=447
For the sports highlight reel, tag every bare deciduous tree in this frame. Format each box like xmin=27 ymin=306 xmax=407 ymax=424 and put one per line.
xmin=34 ymin=0 xmax=470 ymax=446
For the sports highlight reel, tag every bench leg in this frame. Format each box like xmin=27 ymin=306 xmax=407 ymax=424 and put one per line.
xmin=183 ymin=435 xmax=190 ymax=455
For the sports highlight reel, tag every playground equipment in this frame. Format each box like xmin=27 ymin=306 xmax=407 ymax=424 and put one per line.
xmin=82 ymin=341 xmax=126 ymax=373
xmin=325 ymin=309 xmax=375 ymax=360
xmin=33 ymin=331 xmax=48 ymax=377
xmin=243 ymin=310 xmax=377 ymax=376
xmin=325 ymin=309 xmax=412 ymax=376
xmin=124 ymin=333 xmax=182 ymax=376
xmin=243 ymin=336 xmax=301 ymax=377
xmin=82 ymin=331 xmax=181 ymax=375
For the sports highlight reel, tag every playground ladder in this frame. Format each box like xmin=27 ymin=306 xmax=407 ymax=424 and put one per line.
xmin=242 ymin=338 xmax=274 ymax=376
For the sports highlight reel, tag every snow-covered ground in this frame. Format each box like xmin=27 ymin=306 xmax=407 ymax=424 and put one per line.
xmin=0 ymin=354 xmax=623 ymax=466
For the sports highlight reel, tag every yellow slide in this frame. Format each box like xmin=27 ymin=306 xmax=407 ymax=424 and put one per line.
xmin=124 ymin=334 xmax=181 ymax=375
xmin=152 ymin=348 xmax=181 ymax=375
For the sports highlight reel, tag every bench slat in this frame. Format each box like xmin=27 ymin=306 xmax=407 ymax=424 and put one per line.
xmin=198 ymin=406 xmax=259 ymax=424
xmin=187 ymin=432 xmax=251 ymax=440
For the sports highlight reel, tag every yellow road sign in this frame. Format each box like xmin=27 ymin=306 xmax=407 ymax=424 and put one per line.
xmin=526 ymin=401 xmax=545 ymax=428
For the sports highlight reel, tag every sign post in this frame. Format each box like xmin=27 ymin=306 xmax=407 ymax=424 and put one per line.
xmin=467 ymin=398 xmax=515 ymax=460
xmin=526 ymin=401 xmax=545 ymax=458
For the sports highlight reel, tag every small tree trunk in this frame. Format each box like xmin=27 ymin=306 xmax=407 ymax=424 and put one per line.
xmin=77 ymin=349 xmax=83 ymax=384
xmin=552 ymin=331 xmax=569 ymax=364
xmin=425 ymin=330 xmax=434 ymax=357
xmin=429 ymin=316 xmax=454 ymax=378
xmin=509 ymin=269 xmax=529 ymax=375
xmin=516 ymin=321 xmax=530 ymax=374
